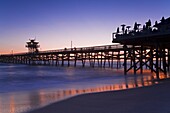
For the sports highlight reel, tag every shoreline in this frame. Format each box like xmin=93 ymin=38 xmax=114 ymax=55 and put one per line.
xmin=27 ymin=78 xmax=170 ymax=113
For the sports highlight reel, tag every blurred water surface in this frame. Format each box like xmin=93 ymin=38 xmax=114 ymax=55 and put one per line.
xmin=0 ymin=63 xmax=156 ymax=113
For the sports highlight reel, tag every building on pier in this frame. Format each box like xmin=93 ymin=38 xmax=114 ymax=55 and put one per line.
xmin=112 ymin=16 xmax=170 ymax=47
xmin=25 ymin=39 xmax=40 ymax=53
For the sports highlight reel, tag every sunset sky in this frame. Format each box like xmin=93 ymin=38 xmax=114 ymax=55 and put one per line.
xmin=0 ymin=0 xmax=170 ymax=54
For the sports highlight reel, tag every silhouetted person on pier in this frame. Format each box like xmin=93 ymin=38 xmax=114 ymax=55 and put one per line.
xmin=148 ymin=19 xmax=151 ymax=26
xmin=125 ymin=29 xmax=127 ymax=34
xmin=121 ymin=24 xmax=126 ymax=34
xmin=116 ymin=27 xmax=120 ymax=34
xmin=137 ymin=24 xmax=141 ymax=32
xmin=155 ymin=21 xmax=158 ymax=26
xmin=161 ymin=16 xmax=165 ymax=23
xmin=143 ymin=25 xmax=146 ymax=31
xmin=134 ymin=22 xmax=138 ymax=32
xmin=146 ymin=19 xmax=151 ymax=29
xmin=126 ymin=26 xmax=131 ymax=32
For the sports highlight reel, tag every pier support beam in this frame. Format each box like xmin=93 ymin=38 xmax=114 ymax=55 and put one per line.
xmin=67 ymin=53 xmax=70 ymax=67
xmin=133 ymin=45 xmax=136 ymax=75
xmin=162 ymin=47 xmax=167 ymax=74
xmin=123 ymin=45 xmax=127 ymax=75
xmin=140 ymin=45 xmax=143 ymax=74
xmin=155 ymin=43 xmax=160 ymax=79
xmin=117 ymin=51 xmax=120 ymax=69
xmin=74 ymin=53 xmax=77 ymax=67
xmin=100 ymin=52 xmax=103 ymax=67
xmin=55 ymin=54 xmax=58 ymax=66
xmin=168 ymin=49 xmax=170 ymax=72
xmin=82 ymin=53 xmax=86 ymax=67
xmin=61 ymin=54 xmax=64 ymax=66
xmin=150 ymin=47 xmax=153 ymax=73
xmin=111 ymin=51 xmax=114 ymax=68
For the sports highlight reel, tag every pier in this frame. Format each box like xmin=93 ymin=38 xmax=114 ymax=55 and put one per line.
xmin=0 ymin=44 xmax=125 ymax=68
xmin=112 ymin=17 xmax=170 ymax=79
xmin=1 ymin=17 xmax=170 ymax=79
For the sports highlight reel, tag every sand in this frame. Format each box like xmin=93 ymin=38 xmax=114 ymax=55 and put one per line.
xmin=27 ymin=79 xmax=170 ymax=113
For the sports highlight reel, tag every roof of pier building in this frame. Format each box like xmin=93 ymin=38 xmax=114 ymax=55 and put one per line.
xmin=25 ymin=39 xmax=40 ymax=53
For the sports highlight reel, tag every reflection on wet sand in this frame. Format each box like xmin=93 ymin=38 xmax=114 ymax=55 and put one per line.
xmin=0 ymin=73 xmax=169 ymax=113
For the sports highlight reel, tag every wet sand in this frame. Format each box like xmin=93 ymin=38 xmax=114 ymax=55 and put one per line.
xmin=27 ymin=79 xmax=170 ymax=113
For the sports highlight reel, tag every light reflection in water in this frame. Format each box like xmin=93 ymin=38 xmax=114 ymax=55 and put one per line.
xmin=0 ymin=73 xmax=169 ymax=113
xmin=10 ymin=96 xmax=15 ymax=113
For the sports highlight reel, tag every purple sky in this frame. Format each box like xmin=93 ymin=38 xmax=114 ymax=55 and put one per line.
xmin=0 ymin=0 xmax=170 ymax=54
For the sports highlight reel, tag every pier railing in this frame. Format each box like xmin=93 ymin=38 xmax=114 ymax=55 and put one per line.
xmin=39 ymin=44 xmax=124 ymax=53
xmin=1 ymin=44 xmax=126 ymax=56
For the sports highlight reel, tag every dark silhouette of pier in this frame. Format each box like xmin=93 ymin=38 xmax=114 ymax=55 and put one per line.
xmin=0 ymin=17 xmax=170 ymax=79
xmin=112 ymin=16 xmax=170 ymax=79
xmin=0 ymin=44 xmax=125 ymax=68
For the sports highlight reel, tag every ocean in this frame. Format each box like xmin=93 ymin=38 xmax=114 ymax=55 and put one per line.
xmin=0 ymin=63 xmax=156 ymax=113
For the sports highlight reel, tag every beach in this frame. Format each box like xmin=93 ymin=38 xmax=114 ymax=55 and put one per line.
xmin=28 ymin=79 xmax=170 ymax=113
